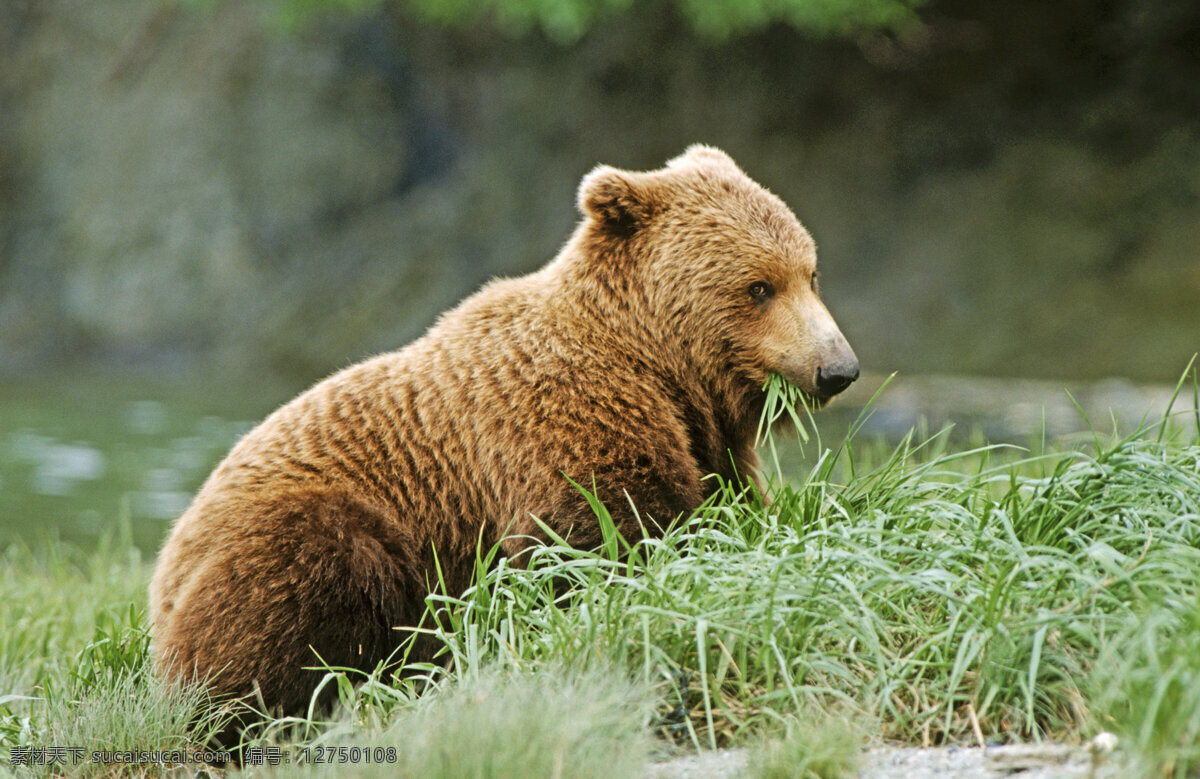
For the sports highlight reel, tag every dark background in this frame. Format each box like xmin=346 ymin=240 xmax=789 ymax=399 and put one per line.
xmin=2 ymin=0 xmax=1198 ymax=384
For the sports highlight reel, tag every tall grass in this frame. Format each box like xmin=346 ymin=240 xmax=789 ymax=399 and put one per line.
xmin=425 ymin=428 xmax=1199 ymax=738
xmin=2 ymin=365 xmax=1198 ymax=776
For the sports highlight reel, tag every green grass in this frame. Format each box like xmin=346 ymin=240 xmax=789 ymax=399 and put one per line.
xmin=2 ymin=366 xmax=1199 ymax=776
xmin=0 ymin=528 xmax=228 ymax=775
xmin=745 ymin=710 xmax=864 ymax=778
xmin=254 ymin=665 xmax=656 ymax=778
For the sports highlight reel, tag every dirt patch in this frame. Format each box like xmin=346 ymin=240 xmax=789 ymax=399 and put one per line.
xmin=649 ymin=738 xmax=1128 ymax=778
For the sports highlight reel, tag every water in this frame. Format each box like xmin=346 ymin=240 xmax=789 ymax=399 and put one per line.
xmin=0 ymin=374 xmax=286 ymax=553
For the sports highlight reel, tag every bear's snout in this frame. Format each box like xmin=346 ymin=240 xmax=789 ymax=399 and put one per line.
xmin=814 ymin=331 xmax=859 ymax=398
xmin=779 ymin=299 xmax=859 ymax=401
xmin=816 ymin=360 xmax=859 ymax=398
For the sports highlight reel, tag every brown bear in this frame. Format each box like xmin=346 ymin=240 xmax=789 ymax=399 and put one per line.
xmin=148 ymin=145 xmax=858 ymax=723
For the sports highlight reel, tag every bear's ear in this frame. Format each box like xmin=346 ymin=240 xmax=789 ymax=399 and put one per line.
xmin=668 ymin=144 xmax=738 ymax=170
xmin=577 ymin=165 xmax=657 ymax=234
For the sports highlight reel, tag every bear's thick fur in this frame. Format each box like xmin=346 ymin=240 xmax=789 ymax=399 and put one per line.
xmin=149 ymin=145 xmax=858 ymax=719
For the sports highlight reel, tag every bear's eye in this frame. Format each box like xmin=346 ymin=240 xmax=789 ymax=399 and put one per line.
xmin=748 ymin=281 xmax=774 ymax=301
xmin=810 ymin=271 xmax=820 ymax=293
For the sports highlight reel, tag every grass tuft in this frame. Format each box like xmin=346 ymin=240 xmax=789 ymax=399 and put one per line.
xmin=746 ymin=711 xmax=863 ymax=778
xmin=262 ymin=666 xmax=655 ymax=778
xmin=0 ymin=526 xmax=227 ymax=772
xmin=1092 ymin=596 xmax=1200 ymax=777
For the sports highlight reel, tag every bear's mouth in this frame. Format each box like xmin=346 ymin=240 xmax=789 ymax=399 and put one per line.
xmin=775 ymin=365 xmax=857 ymax=410
xmin=806 ymin=391 xmax=833 ymax=410
xmin=762 ymin=372 xmax=832 ymax=415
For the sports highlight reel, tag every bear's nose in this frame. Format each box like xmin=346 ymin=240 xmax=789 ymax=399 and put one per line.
xmin=816 ymin=362 xmax=859 ymax=398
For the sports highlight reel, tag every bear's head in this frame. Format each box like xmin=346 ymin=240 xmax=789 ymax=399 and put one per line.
xmin=575 ymin=145 xmax=859 ymax=415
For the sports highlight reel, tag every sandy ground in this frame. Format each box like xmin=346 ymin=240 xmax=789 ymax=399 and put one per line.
xmin=648 ymin=738 xmax=1128 ymax=778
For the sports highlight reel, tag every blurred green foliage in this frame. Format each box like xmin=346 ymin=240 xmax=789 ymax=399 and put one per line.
xmin=259 ymin=0 xmax=923 ymax=41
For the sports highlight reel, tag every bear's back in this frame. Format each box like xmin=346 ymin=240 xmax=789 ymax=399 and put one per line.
xmin=149 ymin=269 xmax=698 ymax=641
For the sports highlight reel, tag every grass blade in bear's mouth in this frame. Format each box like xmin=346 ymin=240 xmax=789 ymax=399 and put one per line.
xmin=755 ymin=373 xmax=816 ymax=448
